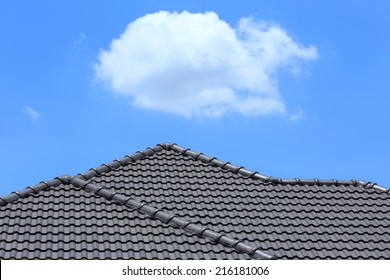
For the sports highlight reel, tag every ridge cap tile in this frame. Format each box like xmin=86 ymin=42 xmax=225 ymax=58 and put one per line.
xmin=165 ymin=143 xmax=388 ymax=193
xmin=1 ymin=141 xmax=388 ymax=209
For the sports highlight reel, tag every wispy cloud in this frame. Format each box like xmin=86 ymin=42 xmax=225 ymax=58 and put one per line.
xmin=24 ymin=106 xmax=41 ymax=120
xmin=288 ymin=106 xmax=305 ymax=122
xmin=74 ymin=33 xmax=86 ymax=45
xmin=94 ymin=11 xmax=317 ymax=118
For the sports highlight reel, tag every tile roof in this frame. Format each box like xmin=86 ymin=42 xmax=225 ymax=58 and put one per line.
xmin=1 ymin=142 xmax=389 ymax=259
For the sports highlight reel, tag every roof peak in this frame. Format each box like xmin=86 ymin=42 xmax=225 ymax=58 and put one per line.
xmin=1 ymin=142 xmax=388 ymax=207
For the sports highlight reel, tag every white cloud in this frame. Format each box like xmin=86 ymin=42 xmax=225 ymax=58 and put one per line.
xmin=94 ymin=11 xmax=317 ymax=118
xmin=24 ymin=106 xmax=41 ymax=120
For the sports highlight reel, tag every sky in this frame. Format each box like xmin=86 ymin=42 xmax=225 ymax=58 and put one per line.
xmin=1 ymin=1 xmax=389 ymax=196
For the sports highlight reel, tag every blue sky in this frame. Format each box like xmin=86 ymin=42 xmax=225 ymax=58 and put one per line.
xmin=1 ymin=1 xmax=389 ymax=196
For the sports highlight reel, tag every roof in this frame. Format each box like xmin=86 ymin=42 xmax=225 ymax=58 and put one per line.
xmin=1 ymin=142 xmax=389 ymax=259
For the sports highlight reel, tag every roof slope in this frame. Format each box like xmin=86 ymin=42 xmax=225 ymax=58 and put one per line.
xmin=1 ymin=143 xmax=389 ymax=259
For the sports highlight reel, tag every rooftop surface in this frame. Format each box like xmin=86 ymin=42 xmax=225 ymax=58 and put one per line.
xmin=1 ymin=143 xmax=389 ymax=259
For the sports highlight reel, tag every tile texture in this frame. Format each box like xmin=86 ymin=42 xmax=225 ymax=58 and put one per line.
xmin=1 ymin=143 xmax=389 ymax=259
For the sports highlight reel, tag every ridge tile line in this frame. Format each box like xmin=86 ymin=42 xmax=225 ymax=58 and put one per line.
xmin=0 ymin=176 xmax=70 ymax=207
xmin=2 ymin=142 xmax=388 ymax=206
xmin=78 ymin=145 xmax=164 ymax=180
xmin=164 ymin=143 xmax=388 ymax=193
xmin=70 ymin=175 xmax=276 ymax=260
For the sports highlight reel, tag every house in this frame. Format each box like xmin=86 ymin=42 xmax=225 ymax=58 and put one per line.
xmin=0 ymin=142 xmax=389 ymax=259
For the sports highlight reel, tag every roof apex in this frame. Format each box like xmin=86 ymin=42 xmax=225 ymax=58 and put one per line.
xmin=1 ymin=142 xmax=388 ymax=207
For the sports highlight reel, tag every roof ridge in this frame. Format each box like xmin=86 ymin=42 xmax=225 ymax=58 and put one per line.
xmin=0 ymin=145 xmax=165 ymax=206
xmin=70 ymin=175 xmax=275 ymax=260
xmin=76 ymin=145 xmax=165 ymax=180
xmin=0 ymin=144 xmax=169 ymax=206
xmin=1 ymin=141 xmax=388 ymax=206
xmin=0 ymin=176 xmax=72 ymax=207
xmin=163 ymin=143 xmax=389 ymax=194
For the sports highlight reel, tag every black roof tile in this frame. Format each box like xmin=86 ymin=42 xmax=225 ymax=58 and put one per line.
xmin=1 ymin=142 xmax=389 ymax=259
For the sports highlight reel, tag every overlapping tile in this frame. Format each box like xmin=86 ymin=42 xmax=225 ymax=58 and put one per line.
xmin=89 ymin=146 xmax=390 ymax=259
xmin=1 ymin=143 xmax=389 ymax=259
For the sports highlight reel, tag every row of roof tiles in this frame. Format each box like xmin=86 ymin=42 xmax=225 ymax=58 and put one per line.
xmin=1 ymin=142 xmax=389 ymax=259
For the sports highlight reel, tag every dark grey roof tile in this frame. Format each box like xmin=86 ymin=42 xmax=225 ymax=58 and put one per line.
xmin=1 ymin=143 xmax=389 ymax=259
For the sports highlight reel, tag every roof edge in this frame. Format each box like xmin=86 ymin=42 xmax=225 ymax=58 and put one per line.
xmin=2 ymin=142 xmax=388 ymax=206
xmin=77 ymin=145 xmax=165 ymax=180
xmin=0 ymin=175 xmax=72 ymax=207
xmin=164 ymin=143 xmax=389 ymax=193
xmin=0 ymin=145 xmax=167 ymax=206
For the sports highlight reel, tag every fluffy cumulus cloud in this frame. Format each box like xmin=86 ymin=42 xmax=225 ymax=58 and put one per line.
xmin=94 ymin=11 xmax=317 ymax=118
